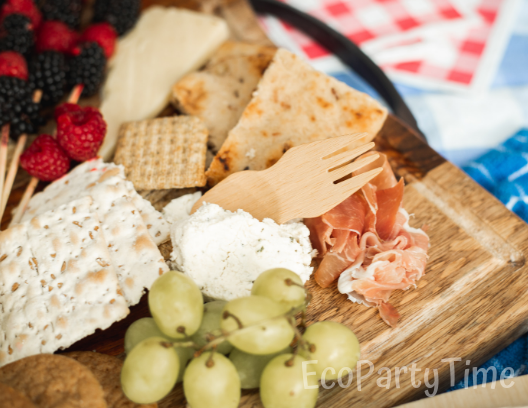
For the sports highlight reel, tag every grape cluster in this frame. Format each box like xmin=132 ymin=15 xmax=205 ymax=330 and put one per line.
xmin=121 ymin=268 xmax=361 ymax=408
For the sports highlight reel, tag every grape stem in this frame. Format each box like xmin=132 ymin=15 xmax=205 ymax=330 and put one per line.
xmin=171 ymin=289 xmax=313 ymax=358
xmin=222 ymin=310 xmax=244 ymax=329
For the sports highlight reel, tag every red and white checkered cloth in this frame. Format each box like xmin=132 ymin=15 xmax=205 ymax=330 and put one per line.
xmin=259 ymin=0 xmax=520 ymax=92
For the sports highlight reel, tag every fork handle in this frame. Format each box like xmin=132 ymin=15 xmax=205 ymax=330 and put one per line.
xmin=191 ymin=170 xmax=276 ymax=219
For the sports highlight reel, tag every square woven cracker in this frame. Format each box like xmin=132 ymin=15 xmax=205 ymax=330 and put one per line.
xmin=114 ymin=116 xmax=208 ymax=190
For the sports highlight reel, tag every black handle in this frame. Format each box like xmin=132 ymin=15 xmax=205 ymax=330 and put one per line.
xmin=248 ymin=0 xmax=426 ymax=141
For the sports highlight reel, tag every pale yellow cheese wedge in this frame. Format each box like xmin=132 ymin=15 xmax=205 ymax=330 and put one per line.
xmin=98 ymin=7 xmax=229 ymax=161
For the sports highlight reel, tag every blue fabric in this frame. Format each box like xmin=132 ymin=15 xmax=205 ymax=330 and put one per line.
xmin=451 ymin=128 xmax=528 ymax=389
xmin=449 ymin=336 xmax=527 ymax=390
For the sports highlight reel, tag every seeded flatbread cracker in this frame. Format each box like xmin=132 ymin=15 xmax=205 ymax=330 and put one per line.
xmin=64 ymin=351 xmax=157 ymax=408
xmin=101 ymin=196 xmax=168 ymax=305
xmin=172 ymin=41 xmax=276 ymax=154
xmin=0 ymin=223 xmax=40 ymax=366
xmin=0 ymin=198 xmax=129 ymax=367
xmin=0 ymin=383 xmax=36 ymax=408
xmin=0 ymin=354 xmax=106 ymax=408
xmin=114 ymin=116 xmax=208 ymax=190
xmin=19 ymin=161 xmax=169 ymax=306
xmin=20 ymin=159 xmax=170 ymax=245
xmin=206 ymin=48 xmax=388 ymax=186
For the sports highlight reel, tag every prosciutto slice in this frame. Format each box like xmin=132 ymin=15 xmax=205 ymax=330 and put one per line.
xmin=306 ymin=153 xmax=429 ymax=327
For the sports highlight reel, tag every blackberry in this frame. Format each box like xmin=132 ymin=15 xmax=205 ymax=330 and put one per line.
xmin=67 ymin=42 xmax=106 ymax=97
xmin=0 ymin=14 xmax=34 ymax=55
xmin=28 ymin=51 xmax=67 ymax=107
xmin=93 ymin=0 xmax=140 ymax=36
xmin=0 ymin=76 xmax=43 ymax=138
xmin=37 ymin=0 xmax=82 ymax=29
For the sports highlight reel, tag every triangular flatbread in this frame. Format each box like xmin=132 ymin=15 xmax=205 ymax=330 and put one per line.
xmin=172 ymin=41 xmax=276 ymax=155
xmin=206 ymin=48 xmax=388 ymax=186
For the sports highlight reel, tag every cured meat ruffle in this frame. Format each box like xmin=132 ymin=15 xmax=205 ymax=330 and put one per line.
xmin=305 ymin=152 xmax=429 ymax=327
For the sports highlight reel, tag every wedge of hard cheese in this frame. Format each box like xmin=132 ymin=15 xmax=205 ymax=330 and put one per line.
xmin=98 ymin=6 xmax=230 ymax=161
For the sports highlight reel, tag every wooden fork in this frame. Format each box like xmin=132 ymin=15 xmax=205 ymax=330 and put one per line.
xmin=191 ymin=133 xmax=383 ymax=224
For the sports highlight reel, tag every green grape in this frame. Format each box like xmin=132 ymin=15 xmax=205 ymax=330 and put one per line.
xmin=183 ymin=352 xmax=241 ymax=408
xmin=124 ymin=317 xmax=194 ymax=383
xmin=191 ymin=300 xmax=233 ymax=355
xmin=260 ymin=354 xmax=319 ymax=408
xmin=174 ymin=344 xmax=194 ymax=384
xmin=298 ymin=321 xmax=360 ymax=380
xmin=220 ymin=296 xmax=294 ymax=355
xmin=251 ymin=268 xmax=307 ymax=311
xmin=229 ymin=347 xmax=291 ymax=389
xmin=121 ymin=337 xmax=179 ymax=404
xmin=149 ymin=271 xmax=204 ymax=339
xmin=124 ymin=317 xmax=177 ymax=354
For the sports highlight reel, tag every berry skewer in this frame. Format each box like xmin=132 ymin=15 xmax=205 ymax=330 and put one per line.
xmin=0 ymin=87 xmax=41 ymax=215
xmin=7 ymin=21 xmax=117 ymax=224
xmin=11 ymin=84 xmax=107 ymax=225
xmin=8 ymin=84 xmax=82 ymax=224
xmin=0 ymin=0 xmax=42 ymax=55
xmin=0 ymin=50 xmax=42 ymax=221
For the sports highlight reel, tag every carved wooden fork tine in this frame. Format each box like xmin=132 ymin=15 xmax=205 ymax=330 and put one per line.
xmin=192 ymin=133 xmax=382 ymax=223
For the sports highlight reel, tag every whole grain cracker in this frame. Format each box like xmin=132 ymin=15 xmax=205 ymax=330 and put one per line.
xmin=64 ymin=351 xmax=157 ymax=408
xmin=0 ymin=198 xmax=129 ymax=367
xmin=0 ymin=382 xmax=36 ymax=408
xmin=206 ymin=48 xmax=388 ymax=186
xmin=0 ymin=354 xmax=106 ymax=408
xmin=114 ymin=116 xmax=208 ymax=190
xmin=20 ymin=159 xmax=170 ymax=245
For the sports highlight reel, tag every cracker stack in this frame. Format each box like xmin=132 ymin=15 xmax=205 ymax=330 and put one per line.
xmin=114 ymin=116 xmax=209 ymax=191
xmin=19 ymin=159 xmax=171 ymax=306
xmin=0 ymin=198 xmax=130 ymax=367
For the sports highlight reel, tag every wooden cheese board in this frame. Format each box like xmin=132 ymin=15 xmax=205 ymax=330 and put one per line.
xmin=3 ymin=1 xmax=528 ymax=408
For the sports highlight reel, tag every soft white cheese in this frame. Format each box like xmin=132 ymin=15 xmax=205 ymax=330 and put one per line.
xmin=162 ymin=191 xmax=202 ymax=224
xmin=166 ymin=196 xmax=315 ymax=300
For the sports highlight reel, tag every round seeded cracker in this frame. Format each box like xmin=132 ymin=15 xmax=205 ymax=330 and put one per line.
xmin=0 ymin=354 xmax=106 ymax=408
xmin=64 ymin=351 xmax=158 ymax=408
xmin=0 ymin=383 xmax=36 ymax=408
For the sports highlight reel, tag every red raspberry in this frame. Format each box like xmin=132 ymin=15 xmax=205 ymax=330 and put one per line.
xmin=78 ymin=23 xmax=117 ymax=59
xmin=56 ymin=105 xmax=107 ymax=161
xmin=0 ymin=51 xmax=28 ymax=80
xmin=54 ymin=102 xmax=82 ymax=121
xmin=0 ymin=0 xmax=41 ymax=29
xmin=36 ymin=21 xmax=78 ymax=54
xmin=20 ymin=134 xmax=70 ymax=181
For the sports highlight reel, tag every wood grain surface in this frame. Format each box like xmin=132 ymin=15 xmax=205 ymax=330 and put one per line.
xmin=3 ymin=1 xmax=528 ymax=408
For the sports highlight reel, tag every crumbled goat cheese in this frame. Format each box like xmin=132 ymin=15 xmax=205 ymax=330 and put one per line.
xmin=164 ymin=194 xmax=315 ymax=300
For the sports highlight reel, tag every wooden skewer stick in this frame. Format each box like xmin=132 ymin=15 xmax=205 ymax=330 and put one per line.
xmin=10 ymin=85 xmax=84 ymax=226
xmin=0 ymin=124 xmax=10 ymax=209
xmin=0 ymin=90 xmax=43 ymax=221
